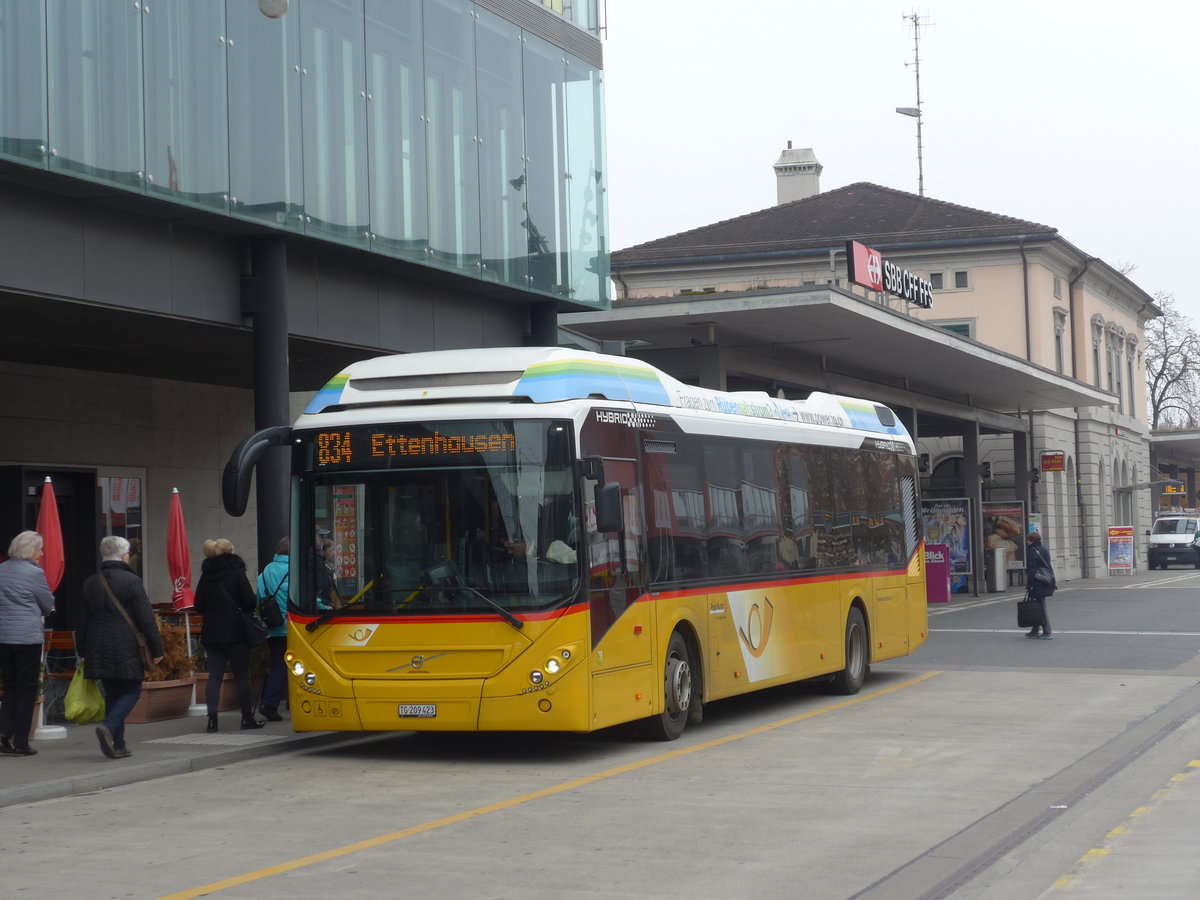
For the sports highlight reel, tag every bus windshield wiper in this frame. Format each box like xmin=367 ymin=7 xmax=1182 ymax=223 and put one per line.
xmin=432 ymin=583 xmax=524 ymax=631
xmin=305 ymin=579 xmax=375 ymax=632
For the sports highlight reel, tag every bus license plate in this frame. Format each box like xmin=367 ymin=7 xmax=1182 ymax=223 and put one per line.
xmin=397 ymin=704 xmax=437 ymax=718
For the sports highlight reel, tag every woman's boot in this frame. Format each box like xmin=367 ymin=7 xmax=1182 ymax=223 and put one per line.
xmin=259 ymin=704 xmax=283 ymax=722
xmin=206 ymin=714 xmax=218 ymax=733
xmin=240 ymin=714 xmax=265 ymax=730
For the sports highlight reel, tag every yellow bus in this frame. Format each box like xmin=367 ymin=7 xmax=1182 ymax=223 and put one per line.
xmin=223 ymin=348 xmax=927 ymax=740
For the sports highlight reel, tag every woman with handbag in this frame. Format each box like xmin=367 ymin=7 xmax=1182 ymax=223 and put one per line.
xmin=1024 ymin=531 xmax=1056 ymax=639
xmin=194 ymin=538 xmax=264 ymax=732
xmin=77 ymin=535 xmax=164 ymax=759
xmin=255 ymin=536 xmax=290 ymax=722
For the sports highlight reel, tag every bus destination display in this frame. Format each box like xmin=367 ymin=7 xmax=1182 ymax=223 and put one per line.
xmin=310 ymin=425 xmax=517 ymax=469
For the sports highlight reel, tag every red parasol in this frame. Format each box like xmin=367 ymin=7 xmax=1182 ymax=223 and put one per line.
xmin=36 ymin=476 xmax=64 ymax=592
xmin=167 ymin=488 xmax=195 ymax=611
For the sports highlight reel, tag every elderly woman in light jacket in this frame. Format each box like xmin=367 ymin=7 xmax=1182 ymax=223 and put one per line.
xmin=0 ymin=531 xmax=55 ymax=756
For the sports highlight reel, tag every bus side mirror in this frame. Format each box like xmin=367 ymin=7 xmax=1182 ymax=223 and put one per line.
xmin=595 ymin=482 xmax=624 ymax=533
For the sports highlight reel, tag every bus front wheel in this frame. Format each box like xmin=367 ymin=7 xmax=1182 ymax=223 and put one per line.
xmin=830 ymin=608 xmax=868 ymax=695
xmin=644 ymin=631 xmax=692 ymax=741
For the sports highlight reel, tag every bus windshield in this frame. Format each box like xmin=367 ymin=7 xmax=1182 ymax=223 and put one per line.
xmin=299 ymin=420 xmax=580 ymax=619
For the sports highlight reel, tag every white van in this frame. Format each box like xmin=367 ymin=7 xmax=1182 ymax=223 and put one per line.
xmin=1147 ymin=516 xmax=1200 ymax=569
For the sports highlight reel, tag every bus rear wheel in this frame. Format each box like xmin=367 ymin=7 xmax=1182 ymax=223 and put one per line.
xmin=643 ymin=631 xmax=692 ymax=741
xmin=830 ymin=608 xmax=868 ymax=695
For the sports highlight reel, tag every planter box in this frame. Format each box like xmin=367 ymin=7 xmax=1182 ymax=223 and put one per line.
xmin=126 ymin=678 xmax=195 ymax=723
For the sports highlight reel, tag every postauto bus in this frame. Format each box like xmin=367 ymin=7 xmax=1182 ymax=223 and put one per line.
xmin=222 ymin=348 xmax=928 ymax=740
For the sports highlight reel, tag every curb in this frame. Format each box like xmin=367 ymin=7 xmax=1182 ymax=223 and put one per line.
xmin=0 ymin=731 xmax=367 ymax=810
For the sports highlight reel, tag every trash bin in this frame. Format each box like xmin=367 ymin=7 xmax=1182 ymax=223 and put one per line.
xmin=985 ymin=548 xmax=1007 ymax=592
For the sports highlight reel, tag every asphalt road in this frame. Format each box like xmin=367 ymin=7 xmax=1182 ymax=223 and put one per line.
xmin=5 ymin=570 xmax=1200 ymax=900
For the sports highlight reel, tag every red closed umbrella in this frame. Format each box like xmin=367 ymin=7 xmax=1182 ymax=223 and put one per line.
xmin=36 ymin=476 xmax=64 ymax=592
xmin=167 ymin=488 xmax=194 ymax=611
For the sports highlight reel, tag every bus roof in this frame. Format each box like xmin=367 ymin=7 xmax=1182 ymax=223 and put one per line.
xmin=301 ymin=347 xmax=910 ymax=440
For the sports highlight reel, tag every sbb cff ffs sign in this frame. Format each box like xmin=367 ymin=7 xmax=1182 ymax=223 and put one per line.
xmin=846 ymin=240 xmax=933 ymax=309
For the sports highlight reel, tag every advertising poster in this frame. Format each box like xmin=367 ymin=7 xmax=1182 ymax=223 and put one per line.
xmin=1107 ymin=526 xmax=1134 ymax=571
xmin=982 ymin=501 xmax=1026 ymax=569
xmin=921 ymin=498 xmax=972 ymax=576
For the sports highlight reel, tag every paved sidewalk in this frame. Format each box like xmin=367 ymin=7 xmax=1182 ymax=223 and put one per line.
xmin=0 ymin=706 xmax=360 ymax=809
xmin=0 ymin=568 xmax=1172 ymax=810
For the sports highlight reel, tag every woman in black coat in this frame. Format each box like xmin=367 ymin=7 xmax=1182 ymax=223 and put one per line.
xmin=193 ymin=539 xmax=263 ymax=732
xmin=77 ymin=535 xmax=164 ymax=760
xmin=1025 ymin=531 xmax=1056 ymax=639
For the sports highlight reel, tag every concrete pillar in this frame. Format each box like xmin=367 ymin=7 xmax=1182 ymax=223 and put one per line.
xmin=242 ymin=236 xmax=291 ymax=574
xmin=527 ymin=302 xmax=558 ymax=347
xmin=696 ymin=345 xmax=727 ymax=391
xmin=961 ymin=422 xmax=982 ymax=596
xmin=1013 ymin=429 xmax=1030 ymax=515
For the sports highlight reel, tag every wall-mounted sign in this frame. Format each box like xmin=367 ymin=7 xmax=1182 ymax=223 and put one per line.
xmin=846 ymin=240 xmax=933 ymax=308
xmin=1041 ymin=451 xmax=1065 ymax=473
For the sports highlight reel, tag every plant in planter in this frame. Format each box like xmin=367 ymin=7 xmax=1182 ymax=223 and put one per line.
xmin=127 ymin=620 xmax=196 ymax=723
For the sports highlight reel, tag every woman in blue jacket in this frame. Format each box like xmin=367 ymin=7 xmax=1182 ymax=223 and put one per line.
xmin=255 ymin=537 xmax=289 ymax=721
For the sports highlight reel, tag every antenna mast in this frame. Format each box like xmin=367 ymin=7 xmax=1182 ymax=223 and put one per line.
xmin=902 ymin=12 xmax=930 ymax=196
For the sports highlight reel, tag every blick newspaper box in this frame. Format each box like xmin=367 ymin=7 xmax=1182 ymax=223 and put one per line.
xmin=925 ymin=544 xmax=950 ymax=603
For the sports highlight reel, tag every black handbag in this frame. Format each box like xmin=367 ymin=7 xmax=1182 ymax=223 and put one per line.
xmin=241 ymin=609 xmax=269 ymax=648
xmin=1017 ymin=595 xmax=1046 ymax=628
xmin=258 ymin=574 xmax=287 ymax=629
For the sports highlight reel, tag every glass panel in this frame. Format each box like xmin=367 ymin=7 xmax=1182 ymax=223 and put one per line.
xmin=564 ymin=52 xmax=607 ymax=306
xmin=97 ymin=476 xmax=143 ymax=571
xmin=475 ymin=9 xmax=526 ymax=289
xmin=142 ymin=1 xmax=228 ymax=212
xmin=0 ymin=0 xmax=48 ymax=165
xmin=521 ymin=33 xmax=568 ymax=296
xmin=423 ymin=0 xmax=480 ymax=272
xmin=300 ymin=420 xmax=579 ymax=616
xmin=300 ymin=0 xmax=369 ymax=248
xmin=226 ymin=0 xmax=304 ymax=230
xmin=364 ymin=0 xmax=428 ymax=261
xmin=47 ymin=0 xmax=144 ymax=189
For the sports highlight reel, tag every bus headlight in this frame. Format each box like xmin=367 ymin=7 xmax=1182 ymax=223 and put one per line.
xmin=530 ymin=670 xmax=544 ymax=685
xmin=545 ymin=658 xmax=561 ymax=675
xmin=291 ymin=660 xmax=306 ymax=677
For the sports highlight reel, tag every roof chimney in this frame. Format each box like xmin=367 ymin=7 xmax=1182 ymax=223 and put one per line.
xmin=773 ymin=144 xmax=822 ymax=204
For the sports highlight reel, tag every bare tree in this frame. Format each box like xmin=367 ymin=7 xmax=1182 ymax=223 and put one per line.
xmin=1145 ymin=291 xmax=1200 ymax=429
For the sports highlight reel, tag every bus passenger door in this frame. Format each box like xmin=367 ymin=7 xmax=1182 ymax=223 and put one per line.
xmin=581 ymin=448 xmax=655 ymax=729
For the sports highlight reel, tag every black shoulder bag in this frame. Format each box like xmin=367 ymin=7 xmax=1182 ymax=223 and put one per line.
xmin=258 ymin=574 xmax=287 ymax=629
xmin=99 ymin=572 xmax=155 ymax=674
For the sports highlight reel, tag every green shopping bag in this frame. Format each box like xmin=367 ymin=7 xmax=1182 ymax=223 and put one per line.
xmin=65 ymin=665 xmax=106 ymax=724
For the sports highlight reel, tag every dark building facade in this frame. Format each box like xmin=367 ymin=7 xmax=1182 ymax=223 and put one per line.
xmin=0 ymin=0 xmax=609 ymax=627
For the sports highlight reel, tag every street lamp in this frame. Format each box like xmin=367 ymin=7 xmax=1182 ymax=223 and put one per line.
xmin=895 ymin=106 xmax=924 ymax=196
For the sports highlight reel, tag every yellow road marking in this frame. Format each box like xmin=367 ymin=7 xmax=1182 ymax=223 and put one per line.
xmin=1081 ymin=848 xmax=1110 ymax=860
xmin=157 ymin=671 xmax=942 ymax=899
xmin=1106 ymin=825 xmax=1129 ymax=838
xmin=1130 ymin=805 xmax=1153 ymax=818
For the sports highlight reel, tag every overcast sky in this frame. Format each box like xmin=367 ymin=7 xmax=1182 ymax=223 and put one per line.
xmin=601 ymin=1 xmax=1199 ymax=320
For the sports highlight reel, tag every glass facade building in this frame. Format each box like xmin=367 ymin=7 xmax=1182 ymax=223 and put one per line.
xmin=0 ymin=0 xmax=609 ymax=307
